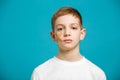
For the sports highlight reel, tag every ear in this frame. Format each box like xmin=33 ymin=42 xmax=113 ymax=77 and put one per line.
xmin=50 ymin=31 xmax=56 ymax=41
xmin=80 ymin=29 xmax=86 ymax=40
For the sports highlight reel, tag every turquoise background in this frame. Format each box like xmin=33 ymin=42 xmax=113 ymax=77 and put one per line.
xmin=0 ymin=0 xmax=120 ymax=80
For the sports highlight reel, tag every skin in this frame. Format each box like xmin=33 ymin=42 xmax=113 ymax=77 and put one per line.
xmin=50 ymin=14 xmax=86 ymax=62
xmin=55 ymin=31 xmax=63 ymax=42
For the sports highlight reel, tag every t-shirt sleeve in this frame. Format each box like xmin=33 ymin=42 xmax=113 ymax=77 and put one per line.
xmin=31 ymin=70 xmax=40 ymax=80
xmin=99 ymin=71 xmax=106 ymax=80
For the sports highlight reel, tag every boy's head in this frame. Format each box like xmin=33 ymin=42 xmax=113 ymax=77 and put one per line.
xmin=50 ymin=6 xmax=86 ymax=51
xmin=51 ymin=6 xmax=83 ymax=31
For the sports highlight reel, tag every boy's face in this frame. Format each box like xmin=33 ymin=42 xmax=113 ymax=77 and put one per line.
xmin=51 ymin=14 xmax=86 ymax=51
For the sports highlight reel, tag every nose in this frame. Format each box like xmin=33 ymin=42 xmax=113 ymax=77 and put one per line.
xmin=64 ymin=28 xmax=71 ymax=37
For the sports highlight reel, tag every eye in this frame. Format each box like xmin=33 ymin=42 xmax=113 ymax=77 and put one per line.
xmin=71 ymin=23 xmax=79 ymax=30
xmin=72 ymin=27 xmax=78 ymax=30
xmin=57 ymin=28 xmax=63 ymax=31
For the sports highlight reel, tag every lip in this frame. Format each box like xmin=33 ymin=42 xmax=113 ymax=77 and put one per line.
xmin=63 ymin=39 xmax=72 ymax=43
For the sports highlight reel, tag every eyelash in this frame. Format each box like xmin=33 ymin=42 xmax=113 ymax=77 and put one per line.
xmin=57 ymin=28 xmax=63 ymax=31
xmin=57 ymin=27 xmax=78 ymax=31
xmin=72 ymin=27 xmax=77 ymax=30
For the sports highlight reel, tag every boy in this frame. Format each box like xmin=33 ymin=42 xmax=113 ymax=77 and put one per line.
xmin=31 ymin=6 xmax=106 ymax=80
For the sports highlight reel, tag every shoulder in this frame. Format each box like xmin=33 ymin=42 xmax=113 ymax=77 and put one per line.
xmin=31 ymin=58 xmax=54 ymax=80
xmin=83 ymin=58 xmax=103 ymax=70
xmin=83 ymin=57 xmax=106 ymax=80
xmin=34 ymin=58 xmax=54 ymax=73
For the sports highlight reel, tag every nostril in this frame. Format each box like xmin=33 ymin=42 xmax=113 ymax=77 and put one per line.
xmin=64 ymin=34 xmax=70 ymax=37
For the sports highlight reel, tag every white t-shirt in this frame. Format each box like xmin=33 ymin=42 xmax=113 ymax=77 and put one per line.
xmin=31 ymin=57 xmax=106 ymax=80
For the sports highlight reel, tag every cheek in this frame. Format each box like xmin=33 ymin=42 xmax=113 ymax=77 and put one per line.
xmin=56 ymin=32 xmax=63 ymax=42
xmin=73 ymin=32 xmax=81 ymax=40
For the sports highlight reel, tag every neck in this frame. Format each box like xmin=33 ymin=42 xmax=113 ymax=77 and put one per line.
xmin=56 ymin=45 xmax=83 ymax=62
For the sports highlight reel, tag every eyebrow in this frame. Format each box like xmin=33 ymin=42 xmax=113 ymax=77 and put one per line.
xmin=71 ymin=23 xmax=79 ymax=26
xmin=55 ymin=24 xmax=64 ymax=27
xmin=55 ymin=23 xmax=80 ymax=28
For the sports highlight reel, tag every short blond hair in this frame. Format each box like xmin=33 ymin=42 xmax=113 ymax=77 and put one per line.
xmin=51 ymin=7 xmax=82 ymax=31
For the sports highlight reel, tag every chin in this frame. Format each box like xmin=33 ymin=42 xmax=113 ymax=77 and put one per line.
xmin=60 ymin=46 xmax=74 ymax=51
xmin=59 ymin=43 xmax=79 ymax=51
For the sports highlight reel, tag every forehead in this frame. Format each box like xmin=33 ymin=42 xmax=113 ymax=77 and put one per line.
xmin=55 ymin=14 xmax=80 ymax=26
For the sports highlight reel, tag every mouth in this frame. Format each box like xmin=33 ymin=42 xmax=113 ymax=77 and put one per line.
xmin=63 ymin=39 xmax=72 ymax=43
